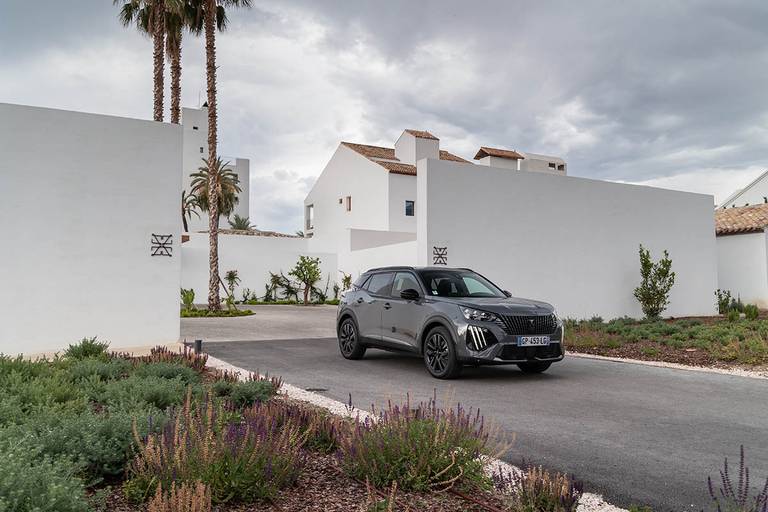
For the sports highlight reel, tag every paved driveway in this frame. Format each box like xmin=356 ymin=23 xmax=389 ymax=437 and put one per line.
xmin=182 ymin=306 xmax=768 ymax=511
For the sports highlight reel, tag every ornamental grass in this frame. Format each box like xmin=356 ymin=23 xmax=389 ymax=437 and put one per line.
xmin=125 ymin=391 xmax=305 ymax=504
xmin=338 ymin=394 xmax=499 ymax=492
xmin=147 ymin=481 xmax=212 ymax=512
xmin=494 ymin=464 xmax=583 ymax=512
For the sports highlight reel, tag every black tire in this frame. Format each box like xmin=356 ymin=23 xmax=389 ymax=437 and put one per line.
xmin=517 ymin=361 xmax=552 ymax=374
xmin=423 ymin=326 xmax=462 ymax=379
xmin=338 ymin=317 xmax=366 ymax=360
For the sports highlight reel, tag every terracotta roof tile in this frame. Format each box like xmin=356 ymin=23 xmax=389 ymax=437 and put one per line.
xmin=341 ymin=139 xmax=469 ymax=174
xmin=715 ymin=203 xmax=768 ymax=235
xmin=404 ymin=129 xmax=439 ymax=140
xmin=473 ymin=146 xmax=525 ymax=160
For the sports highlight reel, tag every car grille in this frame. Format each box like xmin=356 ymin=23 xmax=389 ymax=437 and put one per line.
xmin=497 ymin=314 xmax=557 ymax=335
xmin=499 ymin=343 xmax=562 ymax=361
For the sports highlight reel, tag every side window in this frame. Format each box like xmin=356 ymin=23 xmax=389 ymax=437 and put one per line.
xmin=365 ymin=273 xmax=393 ymax=296
xmin=391 ymin=272 xmax=420 ymax=297
xmin=405 ymin=200 xmax=415 ymax=216
xmin=353 ymin=274 xmax=370 ymax=289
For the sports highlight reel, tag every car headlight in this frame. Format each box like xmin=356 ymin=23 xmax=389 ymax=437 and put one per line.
xmin=461 ymin=307 xmax=499 ymax=322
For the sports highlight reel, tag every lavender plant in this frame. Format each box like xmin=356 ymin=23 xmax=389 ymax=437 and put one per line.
xmin=494 ymin=464 xmax=583 ymax=512
xmin=707 ymin=446 xmax=768 ymax=512
xmin=338 ymin=394 xmax=496 ymax=491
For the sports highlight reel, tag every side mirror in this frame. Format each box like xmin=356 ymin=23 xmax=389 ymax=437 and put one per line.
xmin=400 ymin=288 xmax=421 ymax=301
xmin=503 ymin=290 xmax=512 ymax=297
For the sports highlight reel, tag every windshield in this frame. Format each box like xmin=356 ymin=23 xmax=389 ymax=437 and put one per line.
xmin=417 ymin=269 xmax=505 ymax=298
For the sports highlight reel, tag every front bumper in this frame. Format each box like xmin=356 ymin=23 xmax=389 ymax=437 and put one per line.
xmin=455 ymin=320 xmax=564 ymax=365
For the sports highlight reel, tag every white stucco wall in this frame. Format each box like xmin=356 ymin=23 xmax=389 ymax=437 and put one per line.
xmin=0 ymin=103 xmax=182 ymax=354
xmin=716 ymin=232 xmax=768 ymax=307
xmin=387 ymin=173 xmax=417 ymax=232
xmin=340 ymin=240 xmax=418 ymax=279
xmin=417 ymin=159 xmax=718 ymax=319
xmin=181 ymin=233 xmax=337 ymax=303
xmin=719 ymin=171 xmax=768 ymax=208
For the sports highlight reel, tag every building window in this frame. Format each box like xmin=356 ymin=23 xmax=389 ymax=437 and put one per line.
xmin=199 ymin=147 xmax=204 ymax=154
xmin=305 ymin=204 xmax=314 ymax=230
xmin=405 ymin=200 xmax=415 ymax=216
xmin=345 ymin=196 xmax=352 ymax=212
xmin=338 ymin=198 xmax=343 ymax=204
xmin=557 ymin=164 xmax=565 ymax=171
xmin=548 ymin=162 xmax=556 ymax=169
xmin=192 ymin=126 xmax=199 ymax=130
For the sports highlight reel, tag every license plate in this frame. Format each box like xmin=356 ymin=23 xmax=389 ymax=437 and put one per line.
xmin=517 ymin=335 xmax=550 ymax=347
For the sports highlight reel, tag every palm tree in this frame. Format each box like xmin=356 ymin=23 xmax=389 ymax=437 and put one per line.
xmin=189 ymin=157 xmax=242 ymax=223
xmin=228 ymin=214 xmax=253 ymax=230
xmin=181 ymin=189 xmax=200 ymax=232
xmin=114 ymin=0 xmax=166 ymax=121
xmin=188 ymin=0 xmax=252 ymax=309
xmin=165 ymin=0 xmax=195 ymax=123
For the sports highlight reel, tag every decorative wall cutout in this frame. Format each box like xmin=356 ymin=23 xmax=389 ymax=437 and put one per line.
xmin=151 ymin=234 xmax=173 ymax=257
xmin=432 ymin=246 xmax=448 ymax=265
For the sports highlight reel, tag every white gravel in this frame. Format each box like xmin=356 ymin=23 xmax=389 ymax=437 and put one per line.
xmin=206 ymin=354 xmax=628 ymax=512
xmin=568 ymin=351 xmax=768 ymax=380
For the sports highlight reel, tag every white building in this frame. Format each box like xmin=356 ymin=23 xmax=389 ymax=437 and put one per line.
xmin=181 ymin=106 xmax=250 ymax=232
xmin=0 ymin=103 xmax=182 ymax=354
xmin=714 ymin=204 xmax=768 ymax=307
xmin=718 ymin=170 xmax=768 ymax=209
xmin=300 ymin=129 xmax=717 ymax=319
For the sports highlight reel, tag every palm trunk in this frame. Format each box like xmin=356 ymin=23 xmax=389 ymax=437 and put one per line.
xmin=205 ymin=0 xmax=221 ymax=310
xmin=169 ymin=28 xmax=182 ymax=124
xmin=303 ymin=286 xmax=310 ymax=305
xmin=152 ymin=0 xmax=165 ymax=122
xmin=182 ymin=210 xmax=189 ymax=232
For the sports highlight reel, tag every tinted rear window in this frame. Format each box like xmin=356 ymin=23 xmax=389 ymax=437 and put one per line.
xmin=365 ymin=272 xmax=394 ymax=296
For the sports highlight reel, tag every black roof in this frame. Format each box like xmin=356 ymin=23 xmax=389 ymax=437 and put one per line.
xmin=364 ymin=266 xmax=472 ymax=273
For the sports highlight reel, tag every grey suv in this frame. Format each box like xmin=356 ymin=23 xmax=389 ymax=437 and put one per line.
xmin=336 ymin=266 xmax=564 ymax=379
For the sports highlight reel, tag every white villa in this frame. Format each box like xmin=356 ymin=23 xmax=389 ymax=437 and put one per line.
xmin=718 ymin=170 xmax=768 ymax=209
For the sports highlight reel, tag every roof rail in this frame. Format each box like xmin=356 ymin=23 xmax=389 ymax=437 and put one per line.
xmin=365 ymin=265 xmax=415 ymax=272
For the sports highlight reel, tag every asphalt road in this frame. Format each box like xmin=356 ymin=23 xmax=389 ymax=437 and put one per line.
xmin=202 ymin=337 xmax=768 ymax=511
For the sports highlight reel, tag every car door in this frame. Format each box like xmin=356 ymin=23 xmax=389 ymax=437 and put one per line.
xmin=354 ymin=272 xmax=393 ymax=342
xmin=381 ymin=271 xmax=427 ymax=351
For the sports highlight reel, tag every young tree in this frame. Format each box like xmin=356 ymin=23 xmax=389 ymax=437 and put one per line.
xmin=181 ymin=189 xmax=199 ymax=232
xmin=633 ymin=245 xmax=676 ymax=319
xmin=224 ymin=269 xmax=240 ymax=299
xmin=289 ymin=256 xmax=322 ymax=305
xmin=189 ymin=158 xmax=242 ymax=223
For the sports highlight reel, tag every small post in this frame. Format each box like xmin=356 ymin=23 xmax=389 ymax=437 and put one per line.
xmin=194 ymin=339 xmax=202 ymax=355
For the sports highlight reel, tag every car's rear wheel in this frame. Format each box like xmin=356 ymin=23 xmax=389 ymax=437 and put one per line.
xmin=338 ymin=317 xmax=366 ymax=360
xmin=517 ymin=361 xmax=552 ymax=374
xmin=423 ymin=326 xmax=462 ymax=379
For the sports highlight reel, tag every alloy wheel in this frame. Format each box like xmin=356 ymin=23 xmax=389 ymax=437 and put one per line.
xmin=339 ymin=321 xmax=356 ymax=356
xmin=425 ymin=333 xmax=450 ymax=374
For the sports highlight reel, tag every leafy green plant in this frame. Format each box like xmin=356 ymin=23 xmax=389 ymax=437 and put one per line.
xmin=728 ymin=310 xmax=740 ymax=323
xmin=64 ymin=337 xmax=110 ymax=360
xmin=227 ymin=214 xmax=253 ymax=231
xmin=96 ymin=375 xmax=191 ymax=411
xmin=289 ymin=256 xmax=323 ymax=305
xmin=730 ymin=296 xmax=745 ymax=313
xmin=134 ymin=362 xmax=200 ymax=386
xmin=227 ymin=380 xmax=277 ymax=407
xmin=69 ymin=358 xmax=132 ymax=381
xmin=744 ymin=304 xmax=759 ymax=321
xmin=181 ymin=288 xmax=196 ymax=311
xmin=633 ymin=245 xmax=676 ymax=319
xmin=0 ymin=440 xmax=89 ymax=512
xmin=494 ymin=464 xmax=583 ymax=512
xmin=339 ymin=396 xmax=496 ymax=491
xmin=340 ymin=272 xmax=353 ymax=291
xmin=181 ymin=308 xmax=253 ymax=318
xmin=224 ymin=270 xmax=240 ymax=300
xmin=706 ymin=445 xmax=767 ymax=512
xmin=716 ymin=289 xmax=733 ymax=315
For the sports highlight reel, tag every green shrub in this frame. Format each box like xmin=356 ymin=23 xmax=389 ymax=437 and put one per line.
xmin=0 ymin=370 xmax=86 ymax=416
xmin=727 ymin=310 xmax=740 ymax=323
xmin=495 ymin=465 xmax=582 ymax=512
xmin=715 ymin=289 xmax=732 ymax=315
xmin=180 ymin=288 xmax=196 ymax=311
xmin=228 ymin=380 xmax=277 ymax=407
xmin=69 ymin=358 xmax=132 ymax=381
xmin=133 ymin=362 xmax=200 ymax=385
xmin=96 ymin=375 xmax=191 ymax=411
xmin=125 ymin=396 xmax=304 ymax=504
xmin=181 ymin=308 xmax=253 ymax=317
xmin=0 ymin=440 xmax=89 ymax=512
xmin=64 ymin=337 xmax=110 ymax=360
xmin=633 ymin=245 xmax=675 ymax=319
xmin=339 ymin=398 xmax=493 ymax=491
xmin=744 ymin=304 xmax=759 ymax=321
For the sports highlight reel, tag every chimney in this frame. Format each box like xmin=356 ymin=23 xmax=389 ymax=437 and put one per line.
xmin=394 ymin=129 xmax=440 ymax=165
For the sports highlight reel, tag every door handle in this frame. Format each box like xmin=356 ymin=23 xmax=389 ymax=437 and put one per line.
xmin=356 ymin=297 xmax=364 ymax=304
xmin=383 ymin=302 xmax=391 ymax=310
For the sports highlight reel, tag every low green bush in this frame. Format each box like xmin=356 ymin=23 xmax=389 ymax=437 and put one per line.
xmin=69 ymin=358 xmax=132 ymax=381
xmin=494 ymin=465 xmax=583 ymax=512
xmin=0 ymin=440 xmax=89 ymax=512
xmin=133 ymin=362 xmax=200 ymax=385
xmin=64 ymin=337 xmax=110 ymax=360
xmin=211 ymin=378 xmax=277 ymax=407
xmin=95 ymin=375 xmax=192 ymax=411
xmin=744 ymin=304 xmax=759 ymax=321
xmin=339 ymin=398 xmax=494 ymax=492
xmin=181 ymin=308 xmax=254 ymax=317
xmin=727 ymin=310 xmax=740 ymax=323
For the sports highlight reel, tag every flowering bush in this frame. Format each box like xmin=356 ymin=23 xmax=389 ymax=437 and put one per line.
xmin=147 ymin=481 xmax=211 ymax=512
xmin=494 ymin=464 xmax=583 ymax=512
xmin=339 ymin=396 xmax=494 ymax=491
xmin=125 ymin=393 xmax=305 ymax=504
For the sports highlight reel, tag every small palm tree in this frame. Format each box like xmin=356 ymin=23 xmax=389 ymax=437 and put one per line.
xmin=224 ymin=269 xmax=240 ymax=299
xmin=181 ymin=189 xmax=200 ymax=232
xmin=114 ymin=0 xmax=167 ymax=121
xmin=189 ymin=157 xmax=242 ymax=224
xmin=228 ymin=214 xmax=253 ymax=230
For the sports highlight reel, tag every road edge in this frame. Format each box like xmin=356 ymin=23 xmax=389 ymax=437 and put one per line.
xmin=206 ymin=354 xmax=628 ymax=512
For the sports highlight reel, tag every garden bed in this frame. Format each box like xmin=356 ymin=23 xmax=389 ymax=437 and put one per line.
xmin=181 ymin=308 xmax=255 ymax=317
xmin=565 ymin=316 xmax=768 ymax=370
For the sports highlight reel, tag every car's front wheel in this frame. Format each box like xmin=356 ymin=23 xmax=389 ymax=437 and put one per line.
xmin=338 ymin=317 xmax=366 ymax=360
xmin=423 ymin=326 xmax=462 ymax=379
xmin=517 ymin=361 xmax=552 ymax=374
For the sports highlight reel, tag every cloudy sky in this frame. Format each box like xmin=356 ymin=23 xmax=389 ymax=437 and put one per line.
xmin=2 ymin=1 xmax=767 ymax=232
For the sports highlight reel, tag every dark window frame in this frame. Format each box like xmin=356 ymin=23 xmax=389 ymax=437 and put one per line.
xmin=390 ymin=271 xmax=424 ymax=298
xmin=405 ymin=200 xmax=415 ymax=216
xmin=364 ymin=272 xmax=394 ymax=297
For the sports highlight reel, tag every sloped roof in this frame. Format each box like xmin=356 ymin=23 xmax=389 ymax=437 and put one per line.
xmin=474 ymin=146 xmax=525 ymax=160
xmin=715 ymin=203 xmax=768 ymax=235
xmin=404 ymin=129 xmax=439 ymax=140
xmin=340 ymin=140 xmax=469 ymax=176
xmin=718 ymin=170 xmax=768 ymax=208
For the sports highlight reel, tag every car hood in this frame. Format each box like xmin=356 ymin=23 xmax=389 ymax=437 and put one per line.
xmin=434 ymin=296 xmax=555 ymax=316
